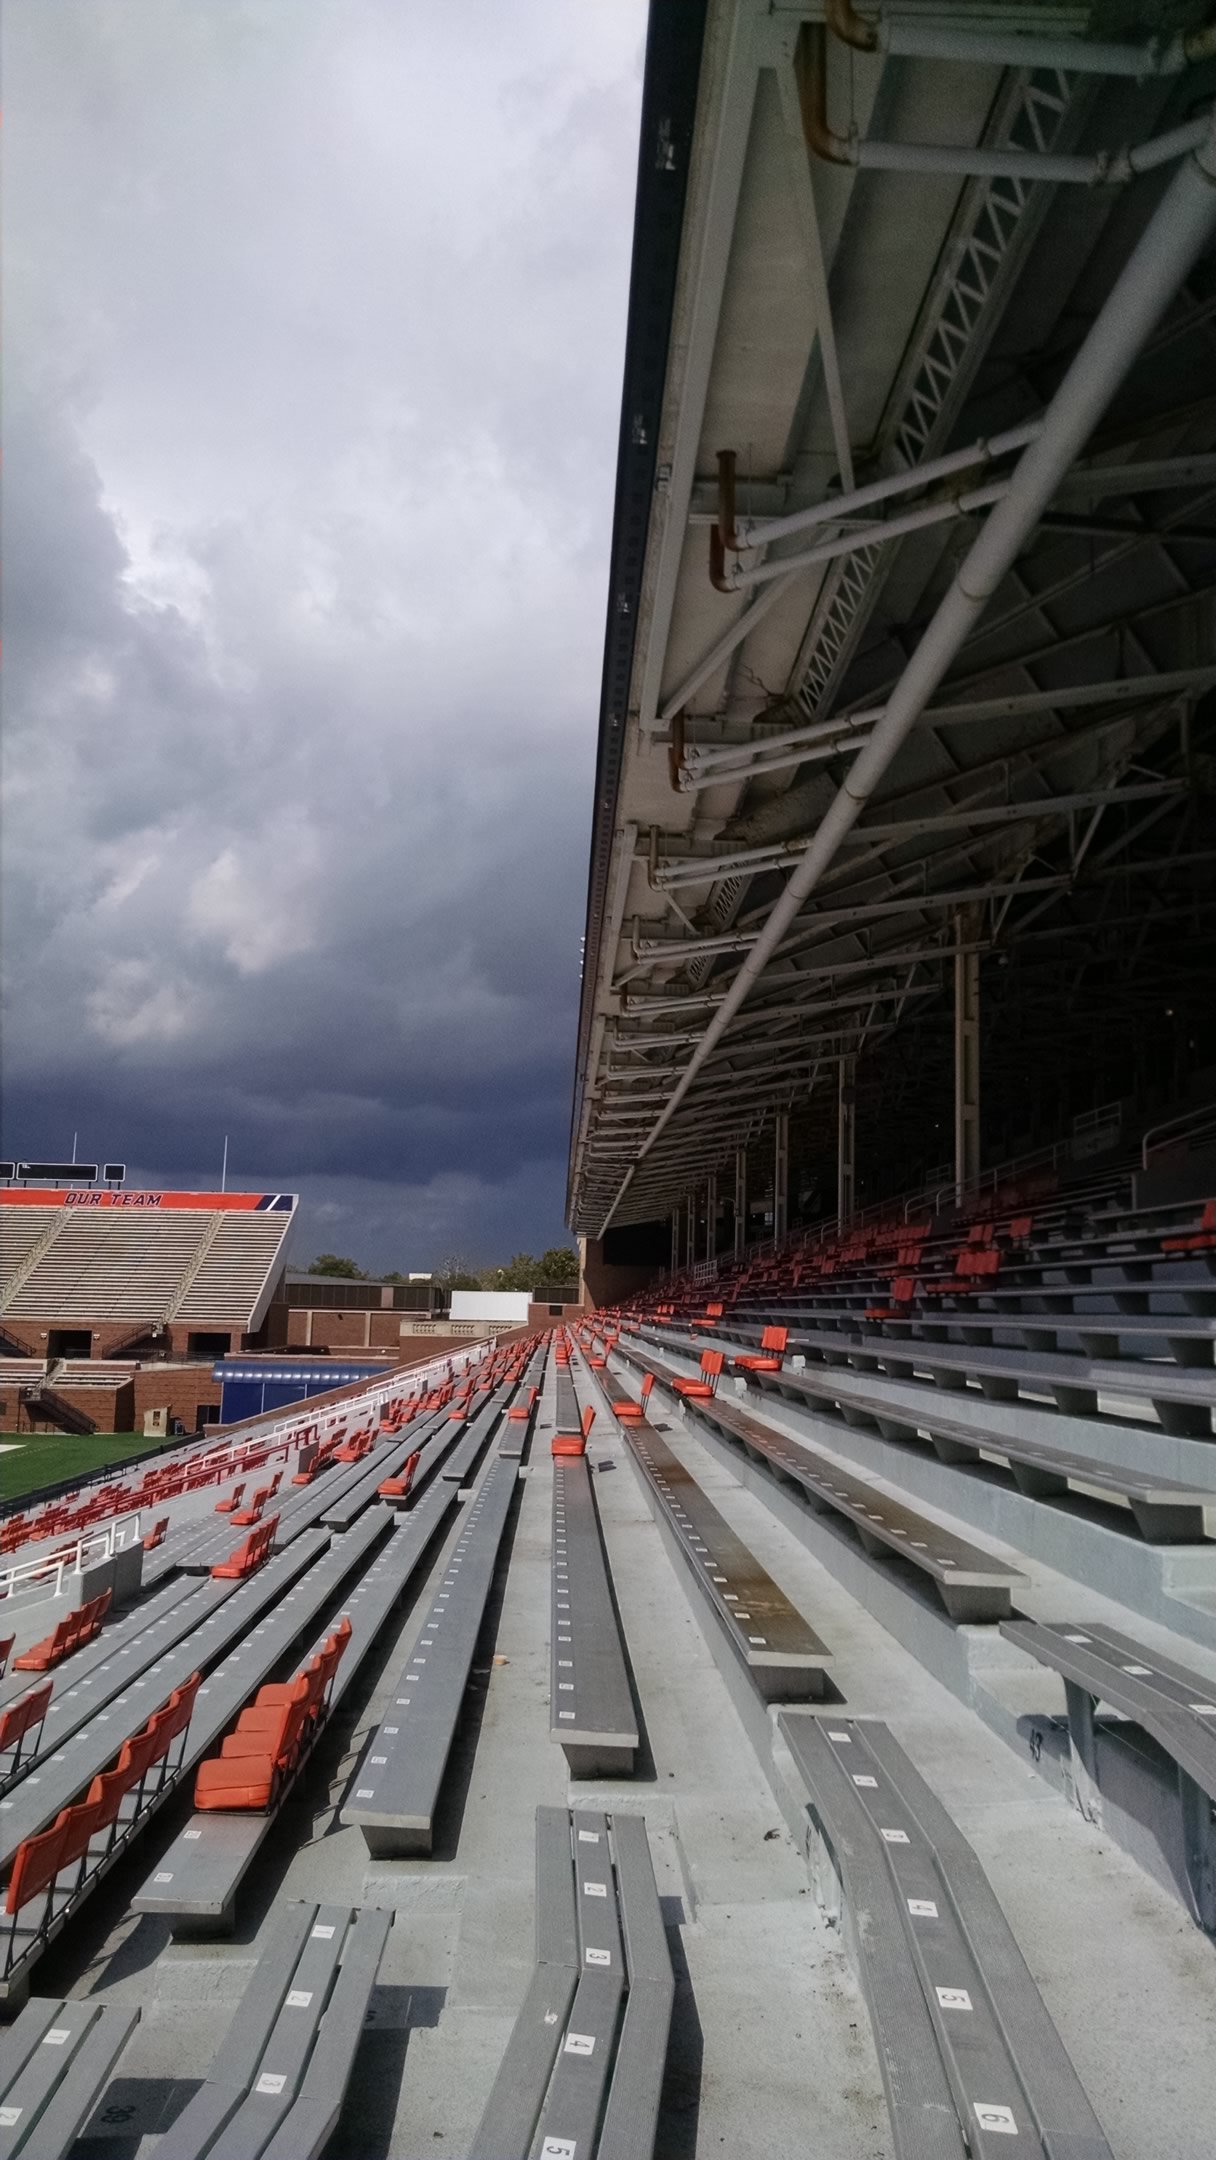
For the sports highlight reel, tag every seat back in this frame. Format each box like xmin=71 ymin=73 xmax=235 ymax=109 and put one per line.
xmin=6 ymin=1811 xmax=72 ymax=1913
xmin=700 ymin=1350 xmax=726 ymax=1380
xmin=759 ymin=1326 xmax=788 ymax=1353
xmin=0 ymin=1682 xmax=52 ymax=1756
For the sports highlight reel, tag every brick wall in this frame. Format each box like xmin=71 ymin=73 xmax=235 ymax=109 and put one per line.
xmin=131 ymin=1365 xmax=223 ymax=1434
xmin=0 ymin=1318 xmax=240 ymax=1360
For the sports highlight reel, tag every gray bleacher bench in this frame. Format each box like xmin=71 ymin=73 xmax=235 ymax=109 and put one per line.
xmin=342 ymin=1452 xmax=522 ymax=1854
xmin=613 ymin=1394 xmax=831 ymax=1701
xmin=0 ymin=1517 xmax=389 ymax=2003
xmin=133 ymin=1484 xmax=460 ymax=1934
xmin=1002 ymin=1617 xmax=1216 ymax=1930
xmin=777 ymin=1712 xmax=1115 ymax=2158
xmin=154 ymin=1901 xmax=390 ymax=2160
xmin=469 ymin=1805 xmax=673 ymax=2160
xmin=0 ymin=1998 xmax=139 ymax=2160
xmin=744 ymin=1360 xmax=1216 ymax=1542
xmin=615 ymin=1338 xmax=1026 ymax=1623
xmin=439 ymin=1394 xmax=505 ymax=1484
xmin=551 ymin=1455 xmax=638 ymax=1775
xmin=735 ymin=1312 xmax=1216 ymax=1438
xmin=554 ymin=1359 xmax=582 ymax=1437
xmin=670 ymin=1374 xmax=1027 ymax=1624
xmin=0 ymin=1533 xmax=329 ymax=1884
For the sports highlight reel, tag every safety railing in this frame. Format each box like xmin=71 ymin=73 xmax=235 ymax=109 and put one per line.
xmin=0 ymin=1513 xmax=142 ymax=1605
xmin=1142 ymin=1099 xmax=1216 ymax=1169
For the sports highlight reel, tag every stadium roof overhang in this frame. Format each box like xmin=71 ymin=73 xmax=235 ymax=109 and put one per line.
xmin=568 ymin=0 xmax=1216 ymax=1237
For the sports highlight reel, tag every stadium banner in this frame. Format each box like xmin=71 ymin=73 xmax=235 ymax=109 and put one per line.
xmin=0 ymin=1188 xmax=295 ymax=1210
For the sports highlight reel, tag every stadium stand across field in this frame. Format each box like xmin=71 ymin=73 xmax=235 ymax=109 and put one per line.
xmin=2 ymin=4 xmax=1216 ymax=2156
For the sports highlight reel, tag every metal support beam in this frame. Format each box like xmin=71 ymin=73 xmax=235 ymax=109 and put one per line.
xmin=734 ymin=1147 xmax=747 ymax=1261
xmin=954 ymin=908 xmax=982 ymax=1201
xmin=705 ymin=1170 xmax=718 ymax=1263
xmin=638 ymin=7 xmax=760 ymax=734
xmin=671 ymin=1208 xmax=681 ymax=1273
xmin=837 ymin=1055 xmax=856 ymax=1228
xmin=595 ymin=112 xmax=1216 ymax=1236
xmin=684 ymin=1193 xmax=697 ymax=1270
xmin=773 ymin=1113 xmax=790 ymax=1245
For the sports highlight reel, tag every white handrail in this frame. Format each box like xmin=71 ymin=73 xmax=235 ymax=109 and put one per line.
xmin=1142 ymin=1099 xmax=1216 ymax=1169
xmin=0 ymin=1512 xmax=142 ymax=1604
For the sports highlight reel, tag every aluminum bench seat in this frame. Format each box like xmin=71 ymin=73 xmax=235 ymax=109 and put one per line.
xmin=341 ymin=1453 xmax=522 ymax=1854
xmin=133 ymin=1486 xmax=460 ymax=1933
xmin=690 ymin=1313 xmax=1216 ymax=1437
xmin=469 ymin=1805 xmax=672 ymax=2160
xmin=154 ymin=1901 xmax=391 ymax=2160
xmin=0 ymin=1533 xmax=330 ymax=1884
xmin=0 ymin=1997 xmax=139 ymax=2160
xmin=554 ymin=1359 xmax=582 ymax=1437
xmin=778 ymin=1713 xmax=1114 ymax=2158
xmin=743 ymin=1363 xmax=1216 ymax=1541
xmin=1001 ymin=1617 xmax=1216 ymax=1929
xmin=617 ymin=1343 xmax=1024 ymax=1623
xmin=551 ymin=1453 xmax=638 ymax=1774
xmin=602 ymin=1367 xmax=830 ymax=1699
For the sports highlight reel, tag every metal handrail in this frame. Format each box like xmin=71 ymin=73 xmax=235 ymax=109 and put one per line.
xmin=0 ymin=1512 xmax=143 ymax=1604
xmin=1142 ymin=1099 xmax=1216 ymax=1169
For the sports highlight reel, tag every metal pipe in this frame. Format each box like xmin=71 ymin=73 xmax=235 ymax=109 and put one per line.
xmin=825 ymin=0 xmax=1216 ymax=78
xmin=728 ymin=418 xmax=1040 ymax=550
xmin=681 ymin=664 xmax=1215 ymax=787
xmin=712 ymin=477 xmax=1008 ymax=591
xmin=798 ymin=22 xmax=1212 ymax=187
xmin=597 ymin=105 xmax=1216 ymax=1235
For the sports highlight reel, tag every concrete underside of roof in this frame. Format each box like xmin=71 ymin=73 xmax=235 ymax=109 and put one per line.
xmin=569 ymin=0 xmax=1216 ymax=1239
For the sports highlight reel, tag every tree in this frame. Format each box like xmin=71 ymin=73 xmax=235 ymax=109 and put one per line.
xmin=433 ymin=1253 xmax=484 ymax=1294
xmin=307 ymin=1253 xmax=366 ymax=1279
xmin=538 ymin=1245 xmax=579 ymax=1283
xmin=482 ymin=1252 xmax=540 ymax=1292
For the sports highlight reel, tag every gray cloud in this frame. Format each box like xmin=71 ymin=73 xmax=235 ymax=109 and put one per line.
xmin=2 ymin=0 xmax=644 ymax=1264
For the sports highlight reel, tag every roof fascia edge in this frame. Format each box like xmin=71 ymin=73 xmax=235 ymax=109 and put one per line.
xmin=567 ymin=0 xmax=714 ymax=1226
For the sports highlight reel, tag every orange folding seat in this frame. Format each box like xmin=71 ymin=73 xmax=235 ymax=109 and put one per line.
xmin=733 ymin=1325 xmax=788 ymax=1373
xmin=1163 ymin=1198 xmax=1216 ymax=1253
xmin=672 ymin=1350 xmax=724 ymax=1400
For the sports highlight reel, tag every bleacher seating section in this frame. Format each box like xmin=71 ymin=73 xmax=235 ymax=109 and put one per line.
xmin=0 ymin=1186 xmax=1212 ymax=2152
xmin=0 ymin=1198 xmax=295 ymax=1331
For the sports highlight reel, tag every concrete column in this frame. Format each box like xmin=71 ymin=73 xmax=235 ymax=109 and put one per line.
xmin=705 ymin=1171 xmax=718 ymax=1263
xmin=837 ymin=1055 xmax=856 ymax=1227
xmin=773 ymin=1114 xmax=789 ymax=1244
xmin=733 ymin=1147 xmax=747 ymax=1260
xmin=954 ymin=907 xmax=982 ymax=1201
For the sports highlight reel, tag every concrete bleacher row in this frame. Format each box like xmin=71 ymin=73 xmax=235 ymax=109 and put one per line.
xmin=1 ymin=1281 xmax=1215 ymax=2155
xmin=0 ymin=1338 xmax=529 ymax=2004
xmin=0 ymin=1203 xmax=291 ymax=1329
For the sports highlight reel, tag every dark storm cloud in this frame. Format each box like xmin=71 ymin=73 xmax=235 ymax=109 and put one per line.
xmin=1 ymin=0 xmax=643 ymax=1267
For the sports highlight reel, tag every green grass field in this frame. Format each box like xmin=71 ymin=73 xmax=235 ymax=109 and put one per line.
xmin=0 ymin=1432 xmax=160 ymax=1506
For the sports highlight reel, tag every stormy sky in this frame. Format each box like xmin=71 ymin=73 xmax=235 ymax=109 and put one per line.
xmin=1 ymin=1 xmax=644 ymax=1271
